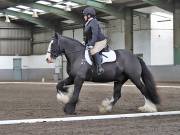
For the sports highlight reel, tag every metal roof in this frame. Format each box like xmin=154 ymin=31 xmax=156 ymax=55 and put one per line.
xmin=0 ymin=0 xmax=173 ymax=29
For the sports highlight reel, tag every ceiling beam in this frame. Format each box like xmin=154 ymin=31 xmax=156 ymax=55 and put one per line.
xmin=70 ymin=0 xmax=125 ymax=19
xmin=134 ymin=11 xmax=149 ymax=16
xmin=29 ymin=3 xmax=83 ymax=24
xmin=3 ymin=9 xmax=54 ymax=28
xmin=6 ymin=0 xmax=37 ymax=3
xmin=142 ymin=0 xmax=173 ymax=12
xmin=97 ymin=18 xmax=109 ymax=23
xmin=0 ymin=0 xmax=38 ymax=9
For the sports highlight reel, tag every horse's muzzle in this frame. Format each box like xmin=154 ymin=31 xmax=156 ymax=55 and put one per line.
xmin=46 ymin=53 xmax=54 ymax=63
xmin=46 ymin=57 xmax=54 ymax=63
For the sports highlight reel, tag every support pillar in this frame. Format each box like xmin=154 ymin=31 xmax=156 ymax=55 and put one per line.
xmin=174 ymin=0 xmax=180 ymax=64
xmin=124 ymin=8 xmax=133 ymax=52
xmin=54 ymin=25 xmax=63 ymax=80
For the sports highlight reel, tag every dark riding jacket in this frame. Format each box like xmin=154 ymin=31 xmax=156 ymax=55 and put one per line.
xmin=84 ymin=18 xmax=106 ymax=47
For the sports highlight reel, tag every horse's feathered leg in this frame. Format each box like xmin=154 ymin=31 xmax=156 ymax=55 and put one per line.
xmin=138 ymin=58 xmax=160 ymax=104
xmin=56 ymin=77 xmax=74 ymax=104
xmin=136 ymin=58 xmax=160 ymax=112
xmin=64 ymin=75 xmax=85 ymax=114
xmin=56 ymin=77 xmax=73 ymax=93
xmin=112 ymin=79 xmax=127 ymax=105
xmin=130 ymin=76 xmax=158 ymax=112
xmin=99 ymin=76 xmax=127 ymax=113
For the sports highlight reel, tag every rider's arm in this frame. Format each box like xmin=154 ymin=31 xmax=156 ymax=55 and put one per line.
xmin=88 ymin=19 xmax=99 ymax=47
xmin=83 ymin=26 xmax=88 ymax=45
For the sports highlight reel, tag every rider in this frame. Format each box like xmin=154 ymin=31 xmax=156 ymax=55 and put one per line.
xmin=82 ymin=7 xmax=107 ymax=75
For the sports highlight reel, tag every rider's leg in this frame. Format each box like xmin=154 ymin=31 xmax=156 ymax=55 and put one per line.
xmin=93 ymin=52 xmax=104 ymax=75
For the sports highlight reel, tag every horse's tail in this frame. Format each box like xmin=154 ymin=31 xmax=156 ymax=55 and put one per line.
xmin=138 ymin=58 xmax=160 ymax=104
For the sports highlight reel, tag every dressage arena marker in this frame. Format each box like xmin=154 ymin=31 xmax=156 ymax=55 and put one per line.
xmin=0 ymin=82 xmax=180 ymax=89
xmin=0 ymin=111 xmax=180 ymax=125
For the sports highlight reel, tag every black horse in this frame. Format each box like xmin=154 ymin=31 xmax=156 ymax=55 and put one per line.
xmin=46 ymin=33 xmax=160 ymax=114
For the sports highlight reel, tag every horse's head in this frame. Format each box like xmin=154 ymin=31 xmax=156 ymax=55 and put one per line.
xmin=46 ymin=32 xmax=63 ymax=63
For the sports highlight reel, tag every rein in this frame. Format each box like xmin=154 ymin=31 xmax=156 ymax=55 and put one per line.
xmin=47 ymin=48 xmax=84 ymax=56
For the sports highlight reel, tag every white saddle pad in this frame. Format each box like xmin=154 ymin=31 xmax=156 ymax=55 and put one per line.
xmin=85 ymin=49 xmax=116 ymax=65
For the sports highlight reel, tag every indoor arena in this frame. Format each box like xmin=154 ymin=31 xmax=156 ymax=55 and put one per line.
xmin=0 ymin=0 xmax=180 ymax=135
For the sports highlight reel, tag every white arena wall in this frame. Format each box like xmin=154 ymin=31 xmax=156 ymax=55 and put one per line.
xmin=150 ymin=13 xmax=173 ymax=65
xmin=0 ymin=55 xmax=55 ymax=81
xmin=0 ymin=55 xmax=54 ymax=69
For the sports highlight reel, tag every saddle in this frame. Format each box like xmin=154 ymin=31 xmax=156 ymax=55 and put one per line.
xmin=85 ymin=46 xmax=116 ymax=65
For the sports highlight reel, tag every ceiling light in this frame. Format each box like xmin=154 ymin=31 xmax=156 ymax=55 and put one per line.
xmin=23 ymin=10 xmax=33 ymax=15
xmin=64 ymin=5 xmax=71 ymax=11
xmin=5 ymin=15 xmax=10 ymax=23
xmin=32 ymin=10 xmax=39 ymax=18
xmin=65 ymin=1 xmax=79 ymax=7
xmin=36 ymin=1 xmax=52 ymax=5
xmin=7 ymin=7 xmax=21 ymax=12
xmin=106 ymin=0 xmax=112 ymax=3
xmin=96 ymin=0 xmax=112 ymax=4
xmin=53 ymin=4 xmax=65 ymax=9
xmin=33 ymin=9 xmax=46 ymax=14
xmin=16 ymin=5 xmax=30 ymax=10
xmin=49 ymin=0 xmax=63 ymax=2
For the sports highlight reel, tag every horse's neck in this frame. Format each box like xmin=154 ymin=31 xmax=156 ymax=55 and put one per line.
xmin=62 ymin=39 xmax=84 ymax=63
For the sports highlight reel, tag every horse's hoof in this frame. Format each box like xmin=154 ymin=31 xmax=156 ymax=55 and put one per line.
xmin=57 ymin=92 xmax=70 ymax=104
xmin=138 ymin=106 xmax=157 ymax=113
xmin=64 ymin=103 xmax=76 ymax=115
xmin=98 ymin=98 xmax=113 ymax=114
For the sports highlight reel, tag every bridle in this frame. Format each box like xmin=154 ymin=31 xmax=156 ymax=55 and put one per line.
xmin=47 ymin=38 xmax=63 ymax=58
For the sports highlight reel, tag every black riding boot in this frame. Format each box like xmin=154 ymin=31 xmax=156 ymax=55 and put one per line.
xmin=93 ymin=53 xmax=104 ymax=75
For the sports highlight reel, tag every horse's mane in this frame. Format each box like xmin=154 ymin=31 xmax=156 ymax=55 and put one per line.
xmin=61 ymin=36 xmax=85 ymax=48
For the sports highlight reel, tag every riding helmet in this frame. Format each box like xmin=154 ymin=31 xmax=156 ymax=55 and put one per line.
xmin=83 ymin=7 xmax=96 ymax=16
